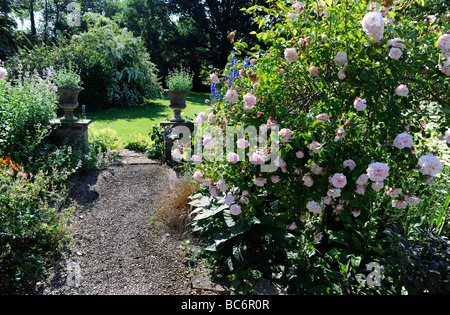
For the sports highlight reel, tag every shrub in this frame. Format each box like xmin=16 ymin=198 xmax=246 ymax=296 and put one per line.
xmin=166 ymin=67 xmax=194 ymax=91
xmin=183 ymin=0 xmax=449 ymax=294
xmin=0 ymin=158 xmax=67 ymax=293
xmin=146 ymin=125 xmax=165 ymax=159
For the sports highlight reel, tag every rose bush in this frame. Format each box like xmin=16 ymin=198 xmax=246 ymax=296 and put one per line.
xmin=184 ymin=1 xmax=449 ymax=294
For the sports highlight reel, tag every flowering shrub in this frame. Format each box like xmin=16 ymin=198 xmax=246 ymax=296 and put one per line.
xmin=186 ymin=0 xmax=449 ymax=294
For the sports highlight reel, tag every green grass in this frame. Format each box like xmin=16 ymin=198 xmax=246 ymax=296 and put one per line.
xmin=85 ymin=92 xmax=211 ymax=143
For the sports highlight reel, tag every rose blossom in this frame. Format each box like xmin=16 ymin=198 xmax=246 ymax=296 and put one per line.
xmin=191 ymin=154 xmax=202 ymax=165
xmin=225 ymin=194 xmax=235 ymax=206
xmin=406 ymin=195 xmax=420 ymax=206
xmin=367 ymin=162 xmax=390 ymax=182
xmin=237 ymin=138 xmax=250 ymax=149
xmin=308 ymin=66 xmax=319 ymax=76
xmin=437 ymin=33 xmax=450 ymax=57
xmin=210 ymin=73 xmax=220 ymax=84
xmin=354 ymin=97 xmax=367 ymax=111
xmin=315 ymin=113 xmax=330 ymax=121
xmin=253 ymin=176 xmax=267 ymax=187
xmin=249 ymin=152 xmax=265 ymax=165
xmin=330 ymin=173 xmax=347 ymax=188
xmin=203 ymin=135 xmax=214 ymax=149
xmin=387 ymin=187 xmax=402 ymax=197
xmin=230 ymin=204 xmax=242 ymax=216
xmin=210 ymin=187 xmax=219 ymax=197
xmin=216 ymin=179 xmax=228 ymax=192
xmin=355 ymin=185 xmax=366 ymax=195
xmin=310 ymin=161 xmax=323 ymax=175
xmin=387 ymin=38 xmax=406 ymax=50
xmin=288 ymin=222 xmax=297 ymax=230
xmin=343 ymin=159 xmax=356 ymax=171
xmin=197 ymin=112 xmax=206 ymax=124
xmin=307 ymin=141 xmax=322 ymax=153
xmin=227 ymin=152 xmax=240 ymax=164
xmin=243 ymin=93 xmax=257 ymax=108
xmin=271 ymin=175 xmax=281 ymax=183
xmin=395 ymin=84 xmax=409 ymax=97
xmin=333 ymin=51 xmax=348 ymax=67
xmin=302 ymin=175 xmax=314 ymax=187
xmin=279 ymin=128 xmax=293 ymax=141
xmin=193 ymin=171 xmax=204 ymax=182
xmin=327 ymin=188 xmax=341 ymax=199
xmin=389 ymin=47 xmax=403 ymax=60
xmin=296 ymin=150 xmax=304 ymax=158
xmin=393 ymin=132 xmax=414 ymax=149
xmin=361 ymin=11 xmax=385 ymax=42
xmin=356 ymin=174 xmax=369 ymax=185
xmin=324 ymin=196 xmax=333 ymax=205
xmin=371 ymin=181 xmax=384 ymax=191
xmin=284 ymin=48 xmax=298 ymax=63
xmin=0 ymin=67 xmax=7 ymax=80
xmin=314 ymin=232 xmax=323 ymax=243
xmin=445 ymin=129 xmax=450 ymax=143
xmin=306 ymin=201 xmax=322 ymax=214
xmin=208 ymin=112 xmax=216 ymax=123
xmin=392 ymin=199 xmax=408 ymax=209
xmin=417 ymin=153 xmax=443 ymax=176
xmin=225 ymin=89 xmax=239 ymax=104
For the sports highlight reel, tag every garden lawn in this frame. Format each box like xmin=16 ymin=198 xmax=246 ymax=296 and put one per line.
xmin=86 ymin=92 xmax=211 ymax=143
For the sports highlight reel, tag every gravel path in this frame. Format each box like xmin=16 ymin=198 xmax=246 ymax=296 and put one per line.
xmin=34 ymin=159 xmax=196 ymax=295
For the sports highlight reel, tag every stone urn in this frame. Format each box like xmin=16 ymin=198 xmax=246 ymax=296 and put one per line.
xmin=165 ymin=89 xmax=191 ymax=122
xmin=57 ymin=87 xmax=84 ymax=121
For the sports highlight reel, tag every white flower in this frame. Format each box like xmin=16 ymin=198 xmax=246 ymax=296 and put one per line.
xmin=225 ymin=194 xmax=235 ymax=206
xmin=361 ymin=12 xmax=385 ymax=42
xmin=230 ymin=204 xmax=242 ymax=216
xmin=330 ymin=173 xmax=347 ymax=188
xmin=193 ymin=171 xmax=204 ymax=182
xmin=253 ymin=176 xmax=267 ymax=187
xmin=237 ymin=138 xmax=250 ymax=149
xmin=354 ymin=97 xmax=367 ymax=111
xmin=0 ymin=67 xmax=7 ymax=80
xmin=371 ymin=181 xmax=384 ymax=191
xmin=387 ymin=38 xmax=406 ymax=50
xmin=210 ymin=73 xmax=220 ymax=84
xmin=343 ymin=159 xmax=356 ymax=171
xmin=356 ymin=174 xmax=369 ymax=185
xmin=393 ymin=132 xmax=414 ymax=149
xmin=216 ymin=179 xmax=228 ymax=192
xmin=367 ymin=162 xmax=390 ymax=182
xmin=306 ymin=201 xmax=322 ymax=214
xmin=334 ymin=51 xmax=348 ymax=67
xmin=389 ymin=47 xmax=403 ymax=60
xmin=225 ymin=89 xmax=239 ymax=104
xmin=197 ymin=112 xmax=206 ymax=124
xmin=284 ymin=48 xmax=298 ymax=63
xmin=406 ymin=195 xmax=420 ymax=206
xmin=417 ymin=153 xmax=443 ymax=176
xmin=395 ymin=84 xmax=409 ymax=97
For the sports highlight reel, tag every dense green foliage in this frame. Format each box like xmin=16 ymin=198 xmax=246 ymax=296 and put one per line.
xmin=184 ymin=0 xmax=450 ymax=294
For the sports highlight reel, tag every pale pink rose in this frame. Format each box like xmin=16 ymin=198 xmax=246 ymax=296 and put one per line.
xmin=225 ymin=194 xmax=235 ymax=206
xmin=217 ymin=179 xmax=228 ymax=192
xmin=279 ymin=68 xmax=285 ymax=76
xmin=296 ymin=150 xmax=305 ymax=158
xmin=257 ymin=111 xmax=263 ymax=118
xmin=333 ymin=51 xmax=347 ymax=67
xmin=306 ymin=201 xmax=322 ymax=214
xmin=367 ymin=162 xmax=390 ymax=182
xmin=271 ymin=175 xmax=281 ymax=183
xmin=334 ymin=204 xmax=344 ymax=214
xmin=193 ymin=171 xmax=204 ymax=182
xmin=210 ymin=187 xmax=219 ymax=197
xmin=352 ymin=209 xmax=361 ymax=217
xmin=243 ymin=93 xmax=257 ymax=108
xmin=439 ymin=59 xmax=450 ymax=76
xmin=354 ymin=97 xmax=367 ymax=111
xmin=395 ymin=84 xmax=409 ymax=97
xmin=197 ymin=112 xmax=206 ymax=124
xmin=355 ymin=185 xmax=366 ymax=195
xmin=387 ymin=38 xmax=406 ymax=50
xmin=445 ymin=129 xmax=450 ymax=143
xmin=327 ymin=188 xmax=341 ymax=199
xmin=330 ymin=173 xmax=347 ymax=188
xmin=307 ymin=141 xmax=322 ymax=154
xmin=417 ymin=153 xmax=443 ymax=176
xmin=227 ymin=152 xmax=240 ymax=164
xmin=284 ymin=48 xmax=298 ymax=63
xmin=191 ymin=154 xmax=202 ymax=165
xmin=314 ymin=232 xmax=323 ymax=243
xmin=361 ymin=12 xmax=385 ymax=42
xmin=356 ymin=174 xmax=369 ymax=185
xmin=0 ymin=67 xmax=7 ymax=80
xmin=315 ymin=113 xmax=330 ymax=121
xmin=302 ymin=175 xmax=314 ymax=187
xmin=279 ymin=128 xmax=293 ymax=141
xmin=288 ymin=222 xmax=297 ymax=230
xmin=371 ymin=181 xmax=384 ymax=191
xmin=225 ymin=89 xmax=239 ymax=104
xmin=406 ymin=195 xmax=420 ymax=206
xmin=393 ymin=132 xmax=413 ymax=149
xmin=230 ymin=204 xmax=242 ymax=215
xmin=343 ymin=159 xmax=356 ymax=171
xmin=203 ymin=136 xmax=214 ymax=149
xmin=387 ymin=187 xmax=402 ymax=197
xmin=210 ymin=73 xmax=220 ymax=84
xmin=208 ymin=112 xmax=216 ymax=123
xmin=392 ymin=199 xmax=408 ymax=209
xmin=338 ymin=69 xmax=346 ymax=80
xmin=437 ymin=34 xmax=450 ymax=52
xmin=389 ymin=47 xmax=402 ymax=60
xmin=253 ymin=176 xmax=267 ymax=187
xmin=310 ymin=161 xmax=323 ymax=175
xmin=237 ymin=138 xmax=250 ymax=149
xmin=324 ymin=196 xmax=333 ymax=205
xmin=308 ymin=66 xmax=319 ymax=76
xmin=249 ymin=152 xmax=265 ymax=165
xmin=240 ymin=194 xmax=250 ymax=204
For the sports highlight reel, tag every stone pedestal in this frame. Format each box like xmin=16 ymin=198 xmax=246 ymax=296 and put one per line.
xmin=159 ymin=121 xmax=195 ymax=165
xmin=50 ymin=119 xmax=92 ymax=150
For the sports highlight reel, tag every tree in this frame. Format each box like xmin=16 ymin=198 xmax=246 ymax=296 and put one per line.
xmin=0 ymin=0 xmax=17 ymax=60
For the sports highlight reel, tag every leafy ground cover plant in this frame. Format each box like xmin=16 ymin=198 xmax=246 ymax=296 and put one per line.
xmin=184 ymin=0 xmax=449 ymax=294
xmin=166 ymin=67 xmax=194 ymax=91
